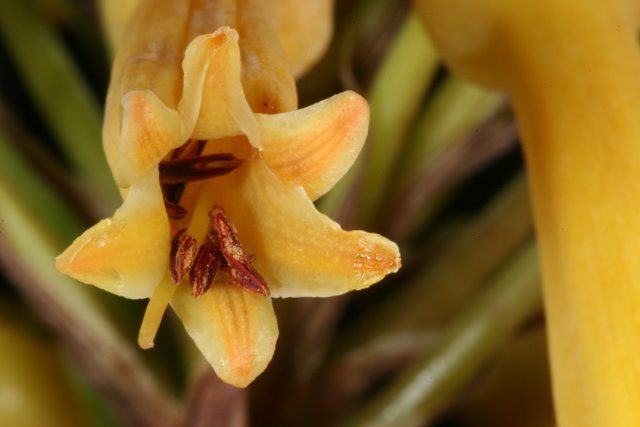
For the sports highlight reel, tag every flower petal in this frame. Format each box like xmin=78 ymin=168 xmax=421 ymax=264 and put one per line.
xmin=256 ymin=0 xmax=333 ymax=78
xmin=234 ymin=1 xmax=298 ymax=113
xmin=257 ymin=91 xmax=369 ymax=201
xmin=106 ymin=0 xmax=187 ymax=107
xmin=211 ymin=161 xmax=401 ymax=298
xmin=103 ymin=0 xmax=193 ymax=186
xmin=112 ymin=90 xmax=182 ymax=187
xmin=55 ymin=171 xmax=169 ymax=299
xmin=171 ymin=272 xmax=278 ymax=388
xmin=182 ymin=28 xmax=261 ymax=148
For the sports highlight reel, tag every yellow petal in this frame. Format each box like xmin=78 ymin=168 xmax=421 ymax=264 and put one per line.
xmin=56 ymin=171 xmax=169 ymax=299
xmin=234 ymin=0 xmax=298 ymax=113
xmin=103 ymin=0 xmax=204 ymax=186
xmin=256 ymin=0 xmax=333 ymax=78
xmin=171 ymin=272 xmax=278 ymax=387
xmin=210 ymin=161 xmax=401 ymax=298
xmin=258 ymin=91 xmax=369 ymax=201
xmin=104 ymin=2 xmax=265 ymax=186
xmin=113 ymin=90 xmax=182 ymax=187
xmin=106 ymin=0 xmax=187 ymax=106
xmin=182 ymin=28 xmax=261 ymax=148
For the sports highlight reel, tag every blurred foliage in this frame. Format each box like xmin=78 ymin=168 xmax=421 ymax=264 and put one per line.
xmin=0 ymin=0 xmax=552 ymax=426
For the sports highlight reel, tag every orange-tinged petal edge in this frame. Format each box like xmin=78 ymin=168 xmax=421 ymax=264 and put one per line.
xmin=258 ymin=91 xmax=370 ymax=201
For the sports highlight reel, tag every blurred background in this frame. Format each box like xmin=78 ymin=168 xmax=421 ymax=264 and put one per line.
xmin=0 ymin=0 xmax=554 ymax=426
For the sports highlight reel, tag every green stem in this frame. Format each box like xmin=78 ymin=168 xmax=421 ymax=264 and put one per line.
xmin=0 ymin=131 xmax=182 ymax=427
xmin=337 ymin=174 xmax=532 ymax=350
xmin=341 ymin=241 xmax=542 ymax=427
xmin=40 ymin=0 xmax=111 ymax=85
xmin=320 ymin=12 xmax=438 ymax=222
xmin=398 ymin=76 xmax=504 ymax=179
xmin=385 ymin=113 xmax=517 ymax=241
xmin=0 ymin=129 xmax=84 ymax=245
xmin=314 ymin=175 xmax=531 ymax=425
xmin=0 ymin=0 xmax=119 ymax=209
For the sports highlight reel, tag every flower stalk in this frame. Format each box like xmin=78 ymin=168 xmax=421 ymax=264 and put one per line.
xmin=415 ymin=0 xmax=640 ymax=425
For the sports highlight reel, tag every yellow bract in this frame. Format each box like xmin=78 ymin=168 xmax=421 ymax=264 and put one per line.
xmin=414 ymin=0 xmax=640 ymax=425
xmin=57 ymin=0 xmax=400 ymax=387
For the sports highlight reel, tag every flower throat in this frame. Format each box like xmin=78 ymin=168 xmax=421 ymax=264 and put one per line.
xmin=159 ymin=139 xmax=269 ymax=298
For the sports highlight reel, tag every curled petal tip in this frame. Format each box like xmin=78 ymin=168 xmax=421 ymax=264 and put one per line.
xmin=182 ymin=29 xmax=261 ymax=149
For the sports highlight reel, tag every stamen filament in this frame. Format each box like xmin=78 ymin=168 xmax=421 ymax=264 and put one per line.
xmin=159 ymin=164 xmax=242 ymax=184
xmin=161 ymin=152 xmax=238 ymax=167
xmin=159 ymin=153 xmax=243 ymax=183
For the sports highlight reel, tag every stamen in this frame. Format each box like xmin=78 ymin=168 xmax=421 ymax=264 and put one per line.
xmin=209 ymin=206 xmax=270 ymax=296
xmin=169 ymin=229 xmax=197 ymax=283
xmin=162 ymin=140 xmax=208 ymax=204
xmin=159 ymin=154 xmax=243 ymax=184
xmin=190 ymin=232 xmax=223 ymax=298
xmin=165 ymin=201 xmax=187 ymax=220
xmin=229 ymin=268 xmax=270 ymax=297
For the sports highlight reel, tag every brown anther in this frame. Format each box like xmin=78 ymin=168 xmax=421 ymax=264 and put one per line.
xmin=159 ymin=154 xmax=243 ymax=184
xmin=229 ymin=268 xmax=270 ymax=297
xmin=169 ymin=229 xmax=197 ymax=283
xmin=190 ymin=232 xmax=223 ymax=298
xmin=209 ymin=206 xmax=270 ymax=297
xmin=165 ymin=200 xmax=187 ymax=220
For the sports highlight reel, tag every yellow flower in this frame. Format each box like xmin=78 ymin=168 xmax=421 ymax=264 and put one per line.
xmin=414 ymin=0 xmax=640 ymax=425
xmin=56 ymin=0 xmax=400 ymax=388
